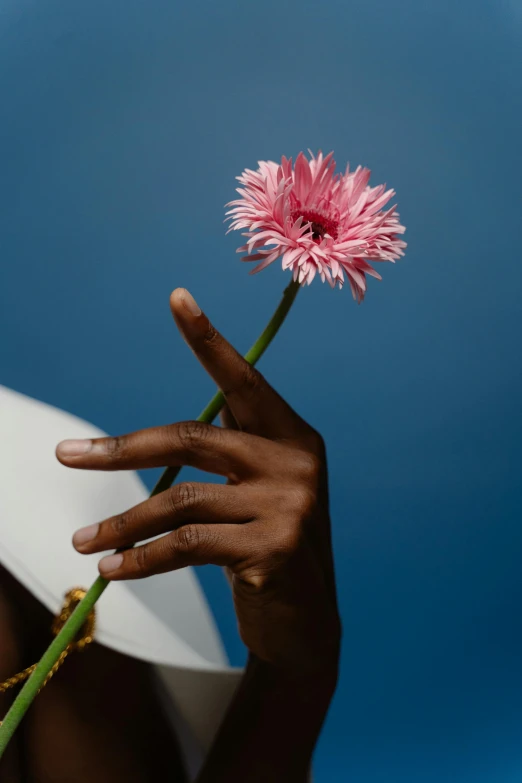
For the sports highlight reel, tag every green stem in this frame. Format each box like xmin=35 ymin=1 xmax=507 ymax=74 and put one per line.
xmin=0 ymin=279 xmax=300 ymax=757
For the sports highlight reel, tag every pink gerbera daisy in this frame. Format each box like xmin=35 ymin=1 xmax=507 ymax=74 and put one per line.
xmin=226 ymin=151 xmax=407 ymax=301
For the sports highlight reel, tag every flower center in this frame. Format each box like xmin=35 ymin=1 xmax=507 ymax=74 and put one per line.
xmin=291 ymin=208 xmax=339 ymax=242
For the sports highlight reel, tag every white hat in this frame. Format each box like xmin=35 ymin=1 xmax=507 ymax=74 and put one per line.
xmin=0 ymin=385 xmax=241 ymax=765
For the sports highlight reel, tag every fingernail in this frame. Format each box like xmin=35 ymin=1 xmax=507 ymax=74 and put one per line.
xmin=181 ymin=290 xmax=201 ymax=317
xmin=73 ymin=523 xmax=99 ymax=548
xmin=99 ymin=553 xmax=123 ymax=575
xmin=56 ymin=439 xmax=93 ymax=458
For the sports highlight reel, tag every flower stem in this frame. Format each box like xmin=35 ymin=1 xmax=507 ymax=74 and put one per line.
xmin=0 ymin=279 xmax=300 ymax=757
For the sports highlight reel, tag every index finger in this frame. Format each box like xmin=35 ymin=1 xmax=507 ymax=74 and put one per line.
xmin=170 ymin=288 xmax=306 ymax=441
xmin=56 ymin=420 xmax=274 ymax=478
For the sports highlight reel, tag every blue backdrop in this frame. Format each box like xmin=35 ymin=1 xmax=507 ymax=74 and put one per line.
xmin=1 ymin=1 xmax=521 ymax=780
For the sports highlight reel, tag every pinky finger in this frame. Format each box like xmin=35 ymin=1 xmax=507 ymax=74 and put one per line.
xmin=98 ymin=523 xmax=250 ymax=580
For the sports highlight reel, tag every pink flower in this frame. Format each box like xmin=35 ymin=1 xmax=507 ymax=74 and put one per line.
xmin=226 ymin=151 xmax=407 ymax=301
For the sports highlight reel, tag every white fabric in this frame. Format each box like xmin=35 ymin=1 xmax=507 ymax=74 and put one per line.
xmin=0 ymin=385 xmax=242 ymax=756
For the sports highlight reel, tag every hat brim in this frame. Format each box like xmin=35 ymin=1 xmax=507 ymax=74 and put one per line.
xmin=0 ymin=385 xmax=233 ymax=673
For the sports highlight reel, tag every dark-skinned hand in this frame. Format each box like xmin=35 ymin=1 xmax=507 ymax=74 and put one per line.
xmin=57 ymin=289 xmax=341 ymax=675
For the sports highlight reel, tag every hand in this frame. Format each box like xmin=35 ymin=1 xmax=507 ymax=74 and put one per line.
xmin=57 ymin=289 xmax=341 ymax=674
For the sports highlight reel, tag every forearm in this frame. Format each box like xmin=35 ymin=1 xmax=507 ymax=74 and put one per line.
xmin=196 ymin=655 xmax=338 ymax=783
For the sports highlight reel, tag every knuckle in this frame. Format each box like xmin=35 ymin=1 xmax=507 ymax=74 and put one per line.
xmin=171 ymin=481 xmax=198 ymax=512
xmin=175 ymin=524 xmax=204 ymax=555
xmin=131 ymin=545 xmax=149 ymax=573
xmin=241 ymin=366 xmax=264 ymax=400
xmin=104 ymin=435 xmax=125 ymax=461
xmin=226 ymin=365 xmax=264 ymax=403
xmin=201 ymin=322 xmax=219 ymax=347
xmin=295 ymin=451 xmax=322 ymax=483
xmin=110 ymin=511 xmax=130 ymax=537
xmin=290 ymin=487 xmax=317 ymax=520
xmin=273 ymin=484 xmax=318 ymax=527
xmin=176 ymin=420 xmax=212 ymax=450
xmin=169 ymin=482 xmax=199 ymax=514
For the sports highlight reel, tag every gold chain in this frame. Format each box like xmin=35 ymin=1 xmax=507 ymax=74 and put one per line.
xmin=0 ymin=587 xmax=95 ymax=702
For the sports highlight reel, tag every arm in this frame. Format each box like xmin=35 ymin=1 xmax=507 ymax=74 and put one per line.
xmin=197 ymin=655 xmax=338 ymax=782
xmin=58 ymin=288 xmax=342 ymax=782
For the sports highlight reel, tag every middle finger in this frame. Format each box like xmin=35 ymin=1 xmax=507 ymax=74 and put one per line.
xmin=72 ymin=482 xmax=255 ymax=554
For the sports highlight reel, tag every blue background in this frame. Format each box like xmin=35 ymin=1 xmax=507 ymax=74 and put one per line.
xmin=1 ymin=1 xmax=522 ymax=780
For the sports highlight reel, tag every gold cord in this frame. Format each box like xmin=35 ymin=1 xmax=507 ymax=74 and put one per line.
xmin=0 ymin=587 xmax=95 ymax=699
